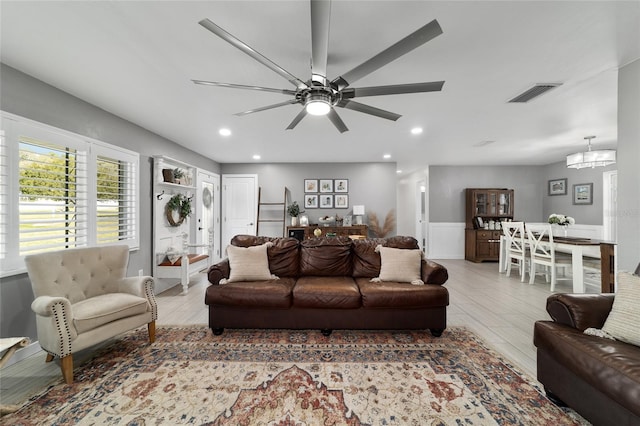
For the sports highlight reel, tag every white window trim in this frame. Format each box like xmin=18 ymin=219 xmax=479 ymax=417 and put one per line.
xmin=1 ymin=111 xmax=140 ymax=277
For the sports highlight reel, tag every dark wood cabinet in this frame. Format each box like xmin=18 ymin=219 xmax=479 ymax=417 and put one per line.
xmin=465 ymin=188 xmax=514 ymax=262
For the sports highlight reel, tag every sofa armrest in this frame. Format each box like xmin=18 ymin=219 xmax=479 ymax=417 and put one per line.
xmin=421 ymin=259 xmax=448 ymax=285
xmin=31 ymin=296 xmax=76 ymax=356
xmin=546 ymin=293 xmax=615 ymax=331
xmin=207 ymin=259 xmax=230 ymax=285
xmin=31 ymin=295 xmax=71 ymax=317
xmin=119 ymin=276 xmax=158 ymax=320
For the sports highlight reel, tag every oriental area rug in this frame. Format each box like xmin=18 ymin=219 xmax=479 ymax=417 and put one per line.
xmin=6 ymin=326 xmax=588 ymax=425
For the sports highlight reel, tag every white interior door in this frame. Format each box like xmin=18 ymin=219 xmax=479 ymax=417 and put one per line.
xmin=222 ymin=174 xmax=258 ymax=250
xmin=195 ymin=169 xmax=221 ymax=262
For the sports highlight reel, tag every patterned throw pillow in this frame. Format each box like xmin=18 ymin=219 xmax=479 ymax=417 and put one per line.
xmin=602 ymin=272 xmax=640 ymax=346
xmin=371 ymin=245 xmax=424 ymax=285
xmin=221 ymin=242 xmax=278 ymax=284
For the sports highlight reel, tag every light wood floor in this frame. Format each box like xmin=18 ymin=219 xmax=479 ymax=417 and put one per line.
xmin=0 ymin=259 xmax=598 ymax=409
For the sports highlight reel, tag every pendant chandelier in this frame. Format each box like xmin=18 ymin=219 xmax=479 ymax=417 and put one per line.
xmin=566 ymin=136 xmax=616 ymax=169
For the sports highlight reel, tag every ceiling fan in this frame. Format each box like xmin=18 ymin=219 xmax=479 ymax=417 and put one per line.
xmin=193 ymin=0 xmax=444 ymax=133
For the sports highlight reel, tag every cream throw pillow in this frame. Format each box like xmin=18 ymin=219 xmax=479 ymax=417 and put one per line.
xmin=221 ymin=242 xmax=278 ymax=284
xmin=371 ymin=245 xmax=424 ymax=285
xmin=601 ymin=272 xmax=640 ymax=346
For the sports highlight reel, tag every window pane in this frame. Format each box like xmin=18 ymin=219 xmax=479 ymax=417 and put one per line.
xmin=97 ymin=155 xmax=136 ymax=244
xmin=19 ymin=139 xmax=88 ymax=255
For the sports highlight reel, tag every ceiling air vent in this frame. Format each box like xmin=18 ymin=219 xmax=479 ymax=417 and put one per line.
xmin=508 ymin=83 xmax=562 ymax=103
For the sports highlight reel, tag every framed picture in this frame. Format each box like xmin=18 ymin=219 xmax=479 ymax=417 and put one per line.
xmin=343 ymin=215 xmax=352 ymax=226
xmin=319 ymin=179 xmax=333 ymax=193
xmin=304 ymin=194 xmax=318 ymax=209
xmin=548 ymin=178 xmax=567 ymax=196
xmin=334 ymin=179 xmax=348 ymax=193
xmin=573 ymin=183 xmax=593 ymax=205
xmin=320 ymin=194 xmax=333 ymax=208
xmin=335 ymin=194 xmax=349 ymax=208
xmin=304 ymin=179 xmax=318 ymax=193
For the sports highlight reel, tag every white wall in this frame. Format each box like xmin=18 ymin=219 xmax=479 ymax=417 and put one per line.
xmin=617 ymin=59 xmax=640 ymax=271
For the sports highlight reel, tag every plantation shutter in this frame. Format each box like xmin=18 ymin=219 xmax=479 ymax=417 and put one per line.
xmin=18 ymin=137 xmax=88 ymax=255
xmin=0 ymin=130 xmax=7 ymax=261
xmin=96 ymin=153 xmax=137 ymax=245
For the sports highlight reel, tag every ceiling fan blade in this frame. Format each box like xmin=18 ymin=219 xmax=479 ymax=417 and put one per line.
xmin=235 ymin=99 xmax=300 ymax=116
xmin=341 ymin=81 xmax=444 ymax=98
xmin=310 ymin=0 xmax=331 ymax=83
xmin=286 ymin=108 xmax=308 ymax=130
xmin=336 ymin=99 xmax=401 ymax=121
xmin=192 ymin=80 xmax=297 ymax=96
xmin=199 ymin=18 xmax=308 ymax=89
xmin=332 ymin=19 xmax=443 ymax=90
xmin=327 ymin=108 xmax=349 ymax=133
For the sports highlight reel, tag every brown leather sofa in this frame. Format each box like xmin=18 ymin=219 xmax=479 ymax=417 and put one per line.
xmin=534 ymin=293 xmax=640 ymax=426
xmin=206 ymin=235 xmax=449 ymax=336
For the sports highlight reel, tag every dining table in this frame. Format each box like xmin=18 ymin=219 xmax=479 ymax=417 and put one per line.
xmin=499 ymin=234 xmax=616 ymax=293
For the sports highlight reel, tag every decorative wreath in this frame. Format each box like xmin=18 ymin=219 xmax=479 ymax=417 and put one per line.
xmin=165 ymin=194 xmax=192 ymax=227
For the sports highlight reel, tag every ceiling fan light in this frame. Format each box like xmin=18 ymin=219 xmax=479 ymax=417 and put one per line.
xmin=306 ymin=100 xmax=331 ymax=116
xmin=305 ymin=92 xmax=331 ymax=116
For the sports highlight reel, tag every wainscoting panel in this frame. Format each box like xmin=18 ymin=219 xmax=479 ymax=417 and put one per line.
xmin=428 ymin=222 xmax=466 ymax=259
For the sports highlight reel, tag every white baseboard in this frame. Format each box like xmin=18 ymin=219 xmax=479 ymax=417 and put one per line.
xmin=427 ymin=222 xmax=466 ymax=259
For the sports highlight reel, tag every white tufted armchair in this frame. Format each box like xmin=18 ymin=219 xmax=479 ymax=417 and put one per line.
xmin=25 ymin=245 xmax=157 ymax=384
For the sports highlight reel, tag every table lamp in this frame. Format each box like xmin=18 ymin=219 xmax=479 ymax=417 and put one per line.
xmin=353 ymin=205 xmax=365 ymax=225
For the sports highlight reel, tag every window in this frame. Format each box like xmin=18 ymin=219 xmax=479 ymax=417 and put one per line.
xmin=1 ymin=112 xmax=139 ymax=275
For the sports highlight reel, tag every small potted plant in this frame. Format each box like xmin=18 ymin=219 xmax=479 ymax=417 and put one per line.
xmin=287 ymin=201 xmax=304 ymax=226
xmin=173 ymin=168 xmax=185 ymax=185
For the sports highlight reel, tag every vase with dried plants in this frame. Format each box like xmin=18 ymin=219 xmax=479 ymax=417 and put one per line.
xmin=368 ymin=210 xmax=396 ymax=238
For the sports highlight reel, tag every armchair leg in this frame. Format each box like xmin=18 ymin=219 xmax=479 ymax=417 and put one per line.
xmin=45 ymin=353 xmax=54 ymax=363
xmin=148 ymin=321 xmax=156 ymax=343
xmin=61 ymin=355 xmax=73 ymax=384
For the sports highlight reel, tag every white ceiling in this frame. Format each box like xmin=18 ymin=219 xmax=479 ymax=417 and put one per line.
xmin=1 ymin=1 xmax=639 ymax=174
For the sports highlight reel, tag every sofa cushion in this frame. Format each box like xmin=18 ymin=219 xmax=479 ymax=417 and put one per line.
xmin=205 ymin=278 xmax=296 ymax=308
xmin=534 ymin=321 xmax=640 ymax=416
xmin=357 ymin=278 xmax=449 ymax=308
xmin=602 ymin=272 xmax=640 ymax=346
xmin=231 ymin=235 xmax=299 ymax=277
xmin=374 ymin=245 xmax=423 ymax=285
xmin=352 ymin=237 xmax=420 ymax=277
xmin=73 ymin=293 xmax=149 ymax=333
xmin=300 ymin=237 xmax=353 ymax=276
xmin=293 ymin=276 xmax=361 ymax=309
xmin=225 ymin=243 xmax=276 ymax=283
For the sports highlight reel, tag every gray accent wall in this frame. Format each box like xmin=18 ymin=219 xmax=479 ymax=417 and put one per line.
xmin=617 ymin=59 xmax=640 ymax=272
xmin=0 ymin=64 xmax=220 ymax=340
xmin=428 ymin=166 xmax=544 ymax=223
xmin=221 ymin=162 xmax=397 ymax=235
xmin=542 ymin=161 xmax=616 ymax=225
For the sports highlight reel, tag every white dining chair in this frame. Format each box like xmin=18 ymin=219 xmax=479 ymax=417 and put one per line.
xmin=527 ymin=224 xmax=572 ymax=291
xmin=502 ymin=222 xmax=528 ymax=282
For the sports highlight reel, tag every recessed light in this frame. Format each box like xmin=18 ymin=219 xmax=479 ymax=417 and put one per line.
xmin=219 ymin=128 xmax=231 ymax=136
xmin=396 ymin=170 xmax=402 ymax=174
xmin=410 ymin=127 xmax=423 ymax=135
xmin=383 ymin=154 xmax=391 ymax=159
xmin=252 ymin=154 xmax=261 ymax=160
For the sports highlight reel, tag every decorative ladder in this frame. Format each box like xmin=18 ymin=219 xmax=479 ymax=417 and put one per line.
xmin=256 ymin=187 xmax=289 ymax=236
